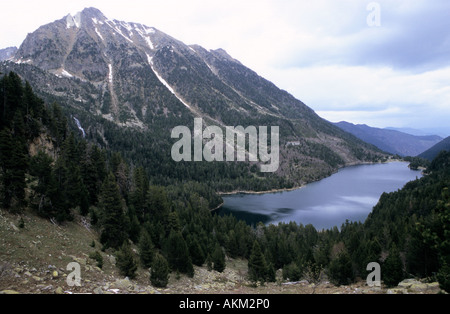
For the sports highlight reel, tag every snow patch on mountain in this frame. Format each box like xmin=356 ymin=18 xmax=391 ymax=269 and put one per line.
xmin=108 ymin=64 xmax=113 ymax=84
xmin=105 ymin=20 xmax=133 ymax=43
xmin=91 ymin=17 xmax=103 ymax=25
xmin=95 ymin=27 xmax=104 ymax=41
xmin=66 ymin=13 xmax=81 ymax=29
xmin=147 ymin=54 xmax=192 ymax=110
xmin=61 ymin=69 xmax=73 ymax=78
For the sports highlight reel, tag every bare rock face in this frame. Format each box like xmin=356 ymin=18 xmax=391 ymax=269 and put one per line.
xmin=387 ymin=279 xmax=443 ymax=294
xmin=0 ymin=47 xmax=17 ymax=61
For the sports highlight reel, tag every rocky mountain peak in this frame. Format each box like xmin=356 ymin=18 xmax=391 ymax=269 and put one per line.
xmin=65 ymin=7 xmax=108 ymax=28
xmin=2 ymin=7 xmax=386 ymax=180
xmin=81 ymin=7 xmax=107 ymax=20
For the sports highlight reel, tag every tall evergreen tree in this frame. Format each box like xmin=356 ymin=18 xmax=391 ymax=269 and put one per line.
xmin=0 ymin=129 xmax=13 ymax=208
xmin=151 ymin=253 xmax=170 ymax=288
xmin=130 ymin=166 xmax=148 ymax=221
xmin=212 ymin=243 xmax=226 ymax=273
xmin=166 ymin=230 xmax=194 ymax=277
xmin=139 ymin=230 xmax=155 ymax=269
xmin=116 ymin=241 xmax=138 ymax=279
xmin=2 ymin=112 xmax=29 ymax=211
xmin=29 ymin=151 xmax=59 ymax=218
xmin=99 ymin=173 xmax=127 ymax=249
xmin=248 ymin=241 xmax=267 ymax=283
xmin=188 ymin=235 xmax=206 ymax=267
xmin=383 ymin=244 xmax=404 ymax=287
xmin=145 ymin=185 xmax=171 ymax=231
xmin=328 ymin=251 xmax=355 ymax=286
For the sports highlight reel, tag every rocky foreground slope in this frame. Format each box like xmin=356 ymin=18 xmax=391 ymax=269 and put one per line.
xmin=0 ymin=209 xmax=442 ymax=295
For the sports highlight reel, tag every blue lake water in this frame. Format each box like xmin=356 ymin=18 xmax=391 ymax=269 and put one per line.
xmin=217 ymin=162 xmax=423 ymax=230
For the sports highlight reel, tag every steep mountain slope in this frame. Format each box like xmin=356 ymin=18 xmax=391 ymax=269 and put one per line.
xmin=419 ymin=136 xmax=450 ymax=161
xmin=335 ymin=121 xmax=442 ymax=157
xmin=1 ymin=7 xmax=386 ymax=190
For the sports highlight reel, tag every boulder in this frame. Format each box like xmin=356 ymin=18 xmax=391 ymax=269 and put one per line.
xmin=108 ymin=255 xmax=116 ymax=265
xmin=397 ymin=279 xmax=441 ymax=294
xmin=32 ymin=275 xmax=43 ymax=282
xmin=10 ymin=222 xmax=20 ymax=232
xmin=110 ymin=278 xmax=134 ymax=291
xmin=426 ymin=282 xmax=441 ymax=292
xmin=14 ymin=267 xmax=24 ymax=274
xmin=398 ymin=279 xmax=419 ymax=289
xmin=0 ymin=290 xmax=20 ymax=294
xmin=409 ymin=283 xmax=429 ymax=293
xmin=387 ymin=288 xmax=407 ymax=294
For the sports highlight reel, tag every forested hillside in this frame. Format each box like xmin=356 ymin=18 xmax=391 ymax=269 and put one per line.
xmin=1 ymin=73 xmax=448 ymax=292
xmin=0 ymin=7 xmax=387 ymax=194
xmin=419 ymin=136 xmax=450 ymax=161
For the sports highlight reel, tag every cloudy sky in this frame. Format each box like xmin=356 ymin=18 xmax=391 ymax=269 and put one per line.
xmin=2 ymin=0 xmax=450 ymax=136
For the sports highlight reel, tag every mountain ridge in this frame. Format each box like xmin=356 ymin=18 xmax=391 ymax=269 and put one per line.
xmin=1 ymin=7 xmax=386 ymax=190
xmin=334 ymin=121 xmax=442 ymax=157
xmin=419 ymin=136 xmax=450 ymax=161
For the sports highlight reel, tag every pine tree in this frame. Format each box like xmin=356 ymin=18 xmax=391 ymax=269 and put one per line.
xmin=212 ymin=243 xmax=226 ymax=273
xmin=49 ymin=103 xmax=67 ymax=147
xmin=130 ymin=167 xmax=148 ymax=220
xmin=282 ymin=262 xmax=301 ymax=282
xmin=127 ymin=207 xmax=141 ymax=243
xmin=166 ymin=230 xmax=194 ymax=277
xmin=116 ymin=241 xmax=138 ymax=279
xmin=328 ymin=251 xmax=355 ymax=286
xmin=168 ymin=211 xmax=182 ymax=233
xmin=139 ymin=230 xmax=154 ymax=269
xmin=79 ymin=184 xmax=90 ymax=216
xmin=99 ymin=173 xmax=127 ymax=249
xmin=437 ymin=262 xmax=450 ymax=293
xmin=151 ymin=253 xmax=170 ymax=288
xmin=0 ymin=129 xmax=13 ymax=208
xmin=266 ymin=261 xmax=276 ymax=283
xmin=7 ymin=111 xmax=29 ymax=210
xmin=145 ymin=186 xmax=170 ymax=230
xmin=383 ymin=244 xmax=404 ymax=287
xmin=29 ymin=151 xmax=58 ymax=218
xmin=248 ymin=241 xmax=267 ymax=283
xmin=188 ymin=236 xmax=206 ymax=267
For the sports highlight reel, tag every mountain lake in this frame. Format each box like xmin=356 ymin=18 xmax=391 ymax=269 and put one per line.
xmin=216 ymin=161 xmax=423 ymax=230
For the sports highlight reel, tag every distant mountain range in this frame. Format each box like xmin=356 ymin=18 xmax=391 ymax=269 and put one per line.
xmin=386 ymin=127 xmax=450 ymax=138
xmin=419 ymin=136 xmax=450 ymax=161
xmin=0 ymin=7 xmax=386 ymax=189
xmin=334 ymin=121 xmax=442 ymax=157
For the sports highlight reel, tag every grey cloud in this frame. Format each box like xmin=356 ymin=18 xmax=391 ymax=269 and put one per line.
xmin=280 ymin=1 xmax=450 ymax=72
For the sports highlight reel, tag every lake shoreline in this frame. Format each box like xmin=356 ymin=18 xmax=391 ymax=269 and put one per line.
xmin=214 ymin=160 xmax=420 ymax=229
xmin=216 ymin=158 xmax=403 ymax=198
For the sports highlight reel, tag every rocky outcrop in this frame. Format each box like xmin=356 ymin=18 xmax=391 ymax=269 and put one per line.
xmin=387 ymin=279 xmax=442 ymax=294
